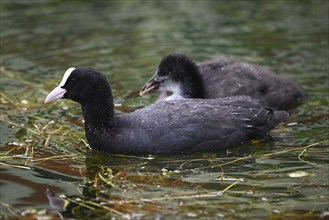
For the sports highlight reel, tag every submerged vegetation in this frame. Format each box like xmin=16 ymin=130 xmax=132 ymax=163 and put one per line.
xmin=1 ymin=0 xmax=328 ymax=219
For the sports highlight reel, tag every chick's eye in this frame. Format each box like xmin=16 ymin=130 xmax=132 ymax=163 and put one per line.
xmin=163 ymin=70 xmax=170 ymax=76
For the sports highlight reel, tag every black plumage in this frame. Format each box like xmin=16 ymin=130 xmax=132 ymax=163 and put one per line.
xmin=139 ymin=54 xmax=304 ymax=110
xmin=45 ymin=67 xmax=288 ymax=155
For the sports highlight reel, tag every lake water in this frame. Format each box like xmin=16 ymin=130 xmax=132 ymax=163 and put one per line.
xmin=1 ymin=0 xmax=328 ymax=219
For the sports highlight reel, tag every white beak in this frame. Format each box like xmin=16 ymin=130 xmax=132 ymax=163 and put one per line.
xmin=44 ymin=67 xmax=75 ymax=104
xmin=44 ymin=86 xmax=67 ymax=103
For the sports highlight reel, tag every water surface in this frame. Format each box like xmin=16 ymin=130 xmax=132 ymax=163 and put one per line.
xmin=1 ymin=0 xmax=328 ymax=219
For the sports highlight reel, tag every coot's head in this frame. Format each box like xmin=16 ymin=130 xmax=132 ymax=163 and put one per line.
xmin=139 ymin=54 xmax=205 ymax=99
xmin=45 ymin=67 xmax=112 ymax=104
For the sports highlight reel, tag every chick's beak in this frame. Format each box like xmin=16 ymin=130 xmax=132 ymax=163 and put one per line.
xmin=139 ymin=75 xmax=161 ymax=96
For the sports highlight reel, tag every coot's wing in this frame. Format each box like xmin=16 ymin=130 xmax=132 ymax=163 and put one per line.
xmin=121 ymin=96 xmax=288 ymax=154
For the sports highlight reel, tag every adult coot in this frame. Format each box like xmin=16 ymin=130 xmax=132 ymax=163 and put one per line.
xmin=45 ymin=67 xmax=288 ymax=155
xmin=139 ymin=54 xmax=304 ymax=110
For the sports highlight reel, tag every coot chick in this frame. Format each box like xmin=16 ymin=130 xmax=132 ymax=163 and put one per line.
xmin=139 ymin=54 xmax=304 ymax=110
xmin=45 ymin=67 xmax=288 ymax=155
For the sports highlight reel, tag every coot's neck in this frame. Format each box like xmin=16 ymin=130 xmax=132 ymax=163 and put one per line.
xmin=81 ymin=92 xmax=115 ymax=131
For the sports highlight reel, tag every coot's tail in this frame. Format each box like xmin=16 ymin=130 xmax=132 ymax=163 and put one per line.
xmin=251 ymin=108 xmax=289 ymax=138
xmin=270 ymin=110 xmax=289 ymax=128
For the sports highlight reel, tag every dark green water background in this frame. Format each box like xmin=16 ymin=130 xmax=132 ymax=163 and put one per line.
xmin=1 ymin=0 xmax=328 ymax=219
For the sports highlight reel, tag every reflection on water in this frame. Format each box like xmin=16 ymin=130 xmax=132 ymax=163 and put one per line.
xmin=1 ymin=0 xmax=328 ymax=219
